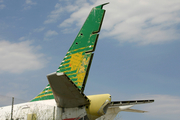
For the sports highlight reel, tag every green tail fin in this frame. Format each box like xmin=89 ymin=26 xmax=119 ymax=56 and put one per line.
xmin=31 ymin=3 xmax=108 ymax=102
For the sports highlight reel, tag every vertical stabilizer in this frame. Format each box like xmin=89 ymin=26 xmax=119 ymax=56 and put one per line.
xmin=56 ymin=3 xmax=108 ymax=91
xmin=31 ymin=3 xmax=108 ymax=102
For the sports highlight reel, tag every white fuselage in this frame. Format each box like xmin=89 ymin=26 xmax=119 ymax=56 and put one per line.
xmin=0 ymin=100 xmax=57 ymax=120
xmin=0 ymin=99 xmax=89 ymax=120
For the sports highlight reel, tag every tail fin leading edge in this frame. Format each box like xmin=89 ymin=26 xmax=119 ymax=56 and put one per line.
xmin=31 ymin=3 xmax=108 ymax=102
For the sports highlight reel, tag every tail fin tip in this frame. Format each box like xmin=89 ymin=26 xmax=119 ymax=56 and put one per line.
xmin=96 ymin=2 xmax=109 ymax=9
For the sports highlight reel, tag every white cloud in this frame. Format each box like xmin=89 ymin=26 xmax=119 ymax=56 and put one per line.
xmin=45 ymin=30 xmax=58 ymax=37
xmin=58 ymin=0 xmax=180 ymax=45
xmin=44 ymin=3 xmax=64 ymax=24
xmin=24 ymin=0 xmax=36 ymax=10
xmin=44 ymin=0 xmax=85 ymax=24
xmin=134 ymin=94 xmax=180 ymax=120
xmin=61 ymin=27 xmax=78 ymax=34
xmin=0 ymin=40 xmax=47 ymax=74
xmin=25 ymin=0 xmax=36 ymax=5
xmin=59 ymin=4 xmax=92 ymax=28
xmin=33 ymin=27 xmax=45 ymax=32
xmin=19 ymin=37 xmax=25 ymax=41
xmin=0 ymin=4 xmax=5 ymax=9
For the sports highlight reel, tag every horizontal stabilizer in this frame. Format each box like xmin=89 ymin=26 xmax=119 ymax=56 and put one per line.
xmin=122 ymin=108 xmax=147 ymax=113
xmin=47 ymin=72 xmax=90 ymax=108
xmin=99 ymin=99 xmax=154 ymax=119
xmin=110 ymin=99 xmax=154 ymax=107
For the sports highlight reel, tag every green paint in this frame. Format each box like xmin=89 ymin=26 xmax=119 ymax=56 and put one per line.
xmin=30 ymin=3 xmax=108 ymax=102
xmin=30 ymin=84 xmax=54 ymax=102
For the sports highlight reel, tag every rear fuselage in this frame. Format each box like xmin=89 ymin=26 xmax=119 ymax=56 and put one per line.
xmin=0 ymin=94 xmax=111 ymax=120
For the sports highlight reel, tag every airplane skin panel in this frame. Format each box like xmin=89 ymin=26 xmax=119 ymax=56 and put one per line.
xmin=57 ymin=52 xmax=94 ymax=91
xmin=57 ymin=4 xmax=107 ymax=91
xmin=47 ymin=72 xmax=90 ymax=108
xmin=31 ymin=3 xmax=108 ymax=102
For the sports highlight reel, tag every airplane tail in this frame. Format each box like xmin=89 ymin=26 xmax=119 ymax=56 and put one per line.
xmin=31 ymin=3 xmax=108 ymax=102
xmin=56 ymin=3 xmax=109 ymax=91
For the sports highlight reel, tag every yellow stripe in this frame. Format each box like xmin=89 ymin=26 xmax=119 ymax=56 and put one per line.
xmin=35 ymin=93 xmax=53 ymax=99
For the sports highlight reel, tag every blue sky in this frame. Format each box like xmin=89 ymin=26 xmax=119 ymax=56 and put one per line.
xmin=0 ymin=0 xmax=180 ymax=120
